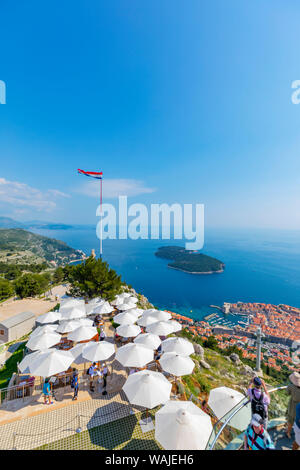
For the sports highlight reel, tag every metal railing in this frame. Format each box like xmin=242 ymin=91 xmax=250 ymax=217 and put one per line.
xmin=207 ymin=385 xmax=288 ymax=450
xmin=0 ymin=371 xmax=79 ymax=408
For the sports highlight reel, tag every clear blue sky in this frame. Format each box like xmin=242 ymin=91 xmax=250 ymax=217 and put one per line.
xmin=1 ymin=0 xmax=300 ymax=228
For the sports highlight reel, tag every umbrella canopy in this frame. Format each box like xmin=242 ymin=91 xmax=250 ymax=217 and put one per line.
xmin=87 ymin=297 xmax=104 ymax=305
xmin=167 ymin=320 xmax=182 ymax=333
xmin=111 ymin=296 xmax=123 ymax=306
xmin=123 ymin=296 xmax=138 ymax=304
xmin=126 ymin=308 xmax=144 ymax=318
xmin=92 ymin=301 xmax=114 ymax=314
xmin=60 ymin=299 xmax=85 ymax=311
xmin=27 ymin=331 xmax=61 ymax=351
xmin=113 ymin=311 xmax=138 ymax=325
xmin=60 ymin=307 xmax=86 ymax=320
xmin=116 ymin=324 xmax=141 ymax=338
xmin=116 ymin=343 xmax=154 ymax=368
xmin=76 ymin=318 xmax=94 ymax=326
xmin=134 ymin=333 xmax=161 ymax=350
xmin=118 ymin=302 xmax=137 ymax=311
xmin=69 ymin=343 xmax=88 ymax=365
xmin=146 ymin=321 xmax=174 ymax=337
xmin=56 ymin=320 xmax=81 ymax=334
xmin=155 ymin=400 xmax=213 ymax=450
xmin=161 ymin=337 xmax=194 ymax=356
xmin=118 ymin=292 xmax=132 ymax=299
xmin=159 ymin=352 xmax=195 ymax=376
xmin=67 ymin=325 xmax=98 ymax=342
xmin=28 ymin=348 xmax=74 ymax=377
xmin=137 ymin=315 xmax=158 ymax=327
xmin=18 ymin=350 xmax=46 ymax=373
xmin=36 ymin=311 xmax=61 ymax=324
xmin=142 ymin=308 xmax=158 ymax=316
xmin=85 ymin=304 xmax=97 ymax=315
xmin=29 ymin=324 xmax=58 ymax=338
xmin=208 ymin=386 xmax=250 ymax=430
xmin=82 ymin=341 xmax=115 ymax=362
xmin=123 ymin=370 xmax=171 ymax=409
xmin=144 ymin=310 xmax=171 ymax=322
xmin=86 ymin=300 xmax=106 ymax=314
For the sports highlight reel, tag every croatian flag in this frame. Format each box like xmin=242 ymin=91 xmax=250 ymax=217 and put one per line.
xmin=77 ymin=169 xmax=103 ymax=179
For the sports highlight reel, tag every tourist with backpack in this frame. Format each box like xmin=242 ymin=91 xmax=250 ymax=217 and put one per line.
xmin=248 ymin=377 xmax=270 ymax=429
xmin=244 ymin=414 xmax=275 ymax=450
xmin=71 ymin=369 xmax=79 ymax=401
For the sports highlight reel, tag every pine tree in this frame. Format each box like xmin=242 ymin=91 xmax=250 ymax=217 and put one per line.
xmin=67 ymin=256 xmax=122 ymax=301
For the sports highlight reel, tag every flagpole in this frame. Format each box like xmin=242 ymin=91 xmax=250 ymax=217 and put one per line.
xmin=100 ymin=176 xmax=103 ymax=257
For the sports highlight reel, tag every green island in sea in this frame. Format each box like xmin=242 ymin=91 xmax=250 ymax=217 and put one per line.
xmin=155 ymin=246 xmax=225 ymax=274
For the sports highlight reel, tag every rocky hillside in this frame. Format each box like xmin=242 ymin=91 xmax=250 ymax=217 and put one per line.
xmin=180 ymin=340 xmax=288 ymax=420
xmin=0 ymin=229 xmax=85 ymax=267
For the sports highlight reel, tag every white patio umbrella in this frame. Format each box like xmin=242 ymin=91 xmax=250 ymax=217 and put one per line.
xmin=56 ymin=320 xmax=81 ymax=334
xmin=142 ymin=308 xmax=158 ymax=316
xmin=67 ymin=325 xmax=98 ymax=342
xmin=144 ymin=310 xmax=171 ymax=322
xmin=111 ymin=294 xmax=128 ymax=305
xmin=134 ymin=333 xmax=161 ymax=350
xmin=118 ymin=292 xmax=132 ymax=299
xmin=116 ymin=343 xmax=154 ymax=368
xmin=126 ymin=308 xmax=144 ymax=318
xmin=155 ymin=400 xmax=213 ymax=450
xmin=118 ymin=302 xmax=137 ymax=311
xmin=116 ymin=324 xmax=141 ymax=338
xmin=18 ymin=350 xmax=46 ymax=373
xmin=85 ymin=304 xmax=98 ymax=315
xmin=69 ymin=343 xmax=87 ymax=365
xmin=146 ymin=321 xmax=174 ymax=337
xmin=123 ymin=296 xmax=138 ymax=304
xmin=60 ymin=298 xmax=85 ymax=311
xmin=208 ymin=386 xmax=250 ymax=431
xmin=36 ymin=311 xmax=61 ymax=324
xmin=60 ymin=307 xmax=86 ymax=320
xmin=92 ymin=302 xmax=114 ymax=314
xmin=161 ymin=337 xmax=194 ymax=356
xmin=159 ymin=352 xmax=195 ymax=376
xmin=167 ymin=320 xmax=182 ymax=333
xmin=87 ymin=297 xmax=103 ymax=305
xmin=87 ymin=300 xmax=106 ymax=313
xmin=113 ymin=311 xmax=138 ymax=325
xmin=82 ymin=341 xmax=115 ymax=362
xmin=137 ymin=315 xmax=158 ymax=327
xmin=28 ymin=348 xmax=74 ymax=377
xmin=29 ymin=324 xmax=58 ymax=338
xmin=27 ymin=331 xmax=61 ymax=351
xmin=123 ymin=370 xmax=172 ymax=409
xmin=76 ymin=318 xmax=94 ymax=327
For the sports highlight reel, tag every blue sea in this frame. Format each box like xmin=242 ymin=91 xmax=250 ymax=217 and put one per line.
xmin=32 ymin=227 xmax=300 ymax=322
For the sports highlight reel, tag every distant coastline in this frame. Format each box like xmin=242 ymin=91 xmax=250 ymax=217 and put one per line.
xmin=168 ymin=265 xmax=224 ymax=275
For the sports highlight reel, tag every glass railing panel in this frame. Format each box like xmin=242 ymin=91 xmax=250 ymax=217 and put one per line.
xmin=207 ymin=385 xmax=288 ymax=450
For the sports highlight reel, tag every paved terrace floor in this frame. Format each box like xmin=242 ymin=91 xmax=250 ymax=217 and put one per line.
xmin=0 ymin=285 xmax=67 ymax=323
xmin=0 ymin=389 xmax=154 ymax=450
xmin=0 ymin=314 xmax=162 ymax=449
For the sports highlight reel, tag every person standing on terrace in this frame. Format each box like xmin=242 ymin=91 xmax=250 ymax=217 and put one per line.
xmin=71 ymin=369 xmax=79 ymax=401
xmin=42 ymin=378 xmax=52 ymax=405
xmin=248 ymin=377 xmax=270 ymax=429
xmin=286 ymin=372 xmax=300 ymax=439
